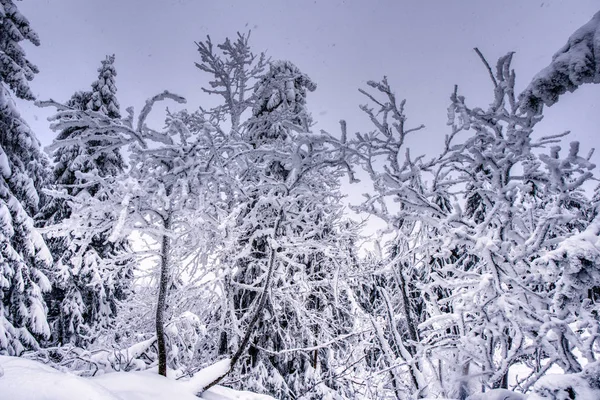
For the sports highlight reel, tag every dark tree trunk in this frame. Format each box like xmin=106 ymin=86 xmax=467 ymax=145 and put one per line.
xmin=156 ymin=212 xmax=171 ymax=377
xmin=397 ymin=263 xmax=419 ymax=352
xmin=457 ymin=361 xmax=470 ymax=400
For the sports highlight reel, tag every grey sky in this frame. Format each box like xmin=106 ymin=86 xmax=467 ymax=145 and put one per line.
xmin=16 ymin=0 xmax=600 ymax=165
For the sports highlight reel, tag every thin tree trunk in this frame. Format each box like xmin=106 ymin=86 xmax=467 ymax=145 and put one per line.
xmin=371 ymin=316 xmax=404 ymax=400
xmin=396 ymin=264 xmax=419 ymax=350
xmin=457 ymin=361 xmax=470 ymax=400
xmin=156 ymin=212 xmax=171 ymax=377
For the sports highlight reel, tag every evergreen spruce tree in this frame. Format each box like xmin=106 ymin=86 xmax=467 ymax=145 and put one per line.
xmin=86 ymin=55 xmax=120 ymax=118
xmin=39 ymin=55 xmax=132 ymax=346
xmin=0 ymin=0 xmax=53 ymax=355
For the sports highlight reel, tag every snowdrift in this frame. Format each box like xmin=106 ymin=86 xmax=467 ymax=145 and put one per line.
xmin=0 ymin=356 xmax=274 ymax=400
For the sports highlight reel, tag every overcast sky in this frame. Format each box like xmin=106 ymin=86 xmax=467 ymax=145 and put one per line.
xmin=16 ymin=0 xmax=600 ymax=166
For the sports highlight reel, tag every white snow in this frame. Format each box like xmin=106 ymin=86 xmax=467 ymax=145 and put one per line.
xmin=0 ymin=146 xmax=11 ymax=178
xmin=92 ymin=371 xmax=200 ymax=400
xmin=0 ymin=355 xmax=119 ymax=400
xmin=0 ymin=356 xmax=275 ymax=400
xmin=529 ymin=373 xmax=600 ymax=400
xmin=183 ymin=358 xmax=231 ymax=393
xmin=467 ymin=389 xmax=526 ymax=400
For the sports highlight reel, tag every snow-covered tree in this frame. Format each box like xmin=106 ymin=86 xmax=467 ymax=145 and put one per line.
xmin=192 ymin=55 xmax=359 ymax=398
xmin=39 ymin=89 xmax=198 ymax=370
xmin=0 ymin=0 xmax=53 ymax=356
xmin=23 ymin=9 xmax=600 ymax=398
xmin=38 ymin=55 xmax=132 ymax=347
xmin=0 ymin=0 xmax=40 ymax=101
xmin=87 ymin=55 xmax=120 ymax=118
xmin=37 ymin=91 xmax=92 ymax=227
xmin=37 ymin=34 xmax=269 ymax=379
xmin=433 ymin=55 xmax=595 ymax=393
xmin=349 ymin=77 xmax=448 ymax=398
xmin=37 ymin=34 xmax=360 ymax=398
xmin=37 ymin=92 xmax=204 ymax=379
xmin=350 ymin=50 xmax=600 ymax=399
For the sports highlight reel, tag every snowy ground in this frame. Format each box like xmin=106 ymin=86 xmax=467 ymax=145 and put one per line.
xmin=0 ymin=356 xmax=274 ymax=400
xmin=3 ymin=355 xmax=600 ymax=399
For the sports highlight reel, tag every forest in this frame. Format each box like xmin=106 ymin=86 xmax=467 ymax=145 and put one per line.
xmin=1 ymin=2 xmax=600 ymax=400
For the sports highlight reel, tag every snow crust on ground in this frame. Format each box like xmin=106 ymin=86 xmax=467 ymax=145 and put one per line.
xmin=0 ymin=355 xmax=119 ymax=400
xmin=3 ymin=355 xmax=599 ymax=399
xmin=0 ymin=356 xmax=275 ymax=400
xmin=467 ymin=389 xmax=526 ymax=400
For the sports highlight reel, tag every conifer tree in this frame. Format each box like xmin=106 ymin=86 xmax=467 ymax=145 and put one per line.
xmin=87 ymin=55 xmax=120 ymax=118
xmin=0 ymin=0 xmax=53 ymax=355
xmin=39 ymin=55 xmax=131 ymax=346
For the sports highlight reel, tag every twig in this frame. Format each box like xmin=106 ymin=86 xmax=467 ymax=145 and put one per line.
xmin=474 ymin=47 xmax=498 ymax=88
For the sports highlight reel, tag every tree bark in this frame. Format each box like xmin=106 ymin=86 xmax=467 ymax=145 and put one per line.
xmin=457 ymin=361 xmax=470 ymax=400
xmin=156 ymin=212 xmax=171 ymax=377
xmin=397 ymin=264 xmax=419 ymax=350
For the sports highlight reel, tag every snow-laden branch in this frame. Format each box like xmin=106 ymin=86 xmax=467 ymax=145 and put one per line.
xmin=520 ymin=10 xmax=600 ymax=114
xmin=38 ymin=90 xmax=187 ymax=152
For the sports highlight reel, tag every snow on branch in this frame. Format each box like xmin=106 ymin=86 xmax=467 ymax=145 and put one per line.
xmin=520 ymin=10 xmax=600 ymax=114
xmin=38 ymin=91 xmax=186 ymax=152
xmin=137 ymin=90 xmax=186 ymax=133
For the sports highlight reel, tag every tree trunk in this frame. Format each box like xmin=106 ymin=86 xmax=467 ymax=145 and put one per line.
xmin=397 ymin=264 xmax=419 ymax=351
xmin=457 ymin=361 xmax=470 ymax=400
xmin=156 ymin=212 xmax=171 ymax=377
